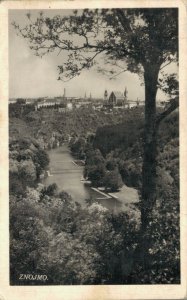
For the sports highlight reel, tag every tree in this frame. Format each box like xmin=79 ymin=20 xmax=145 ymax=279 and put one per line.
xmin=84 ymin=148 xmax=106 ymax=186
xmin=85 ymin=148 xmax=105 ymax=165
xmin=84 ymin=163 xmax=106 ymax=187
xmin=13 ymin=8 xmax=178 ymax=257
xmin=158 ymin=72 xmax=179 ymax=98
xmin=18 ymin=159 xmax=37 ymax=184
xmin=104 ymin=168 xmax=123 ymax=192
xmin=16 ymin=98 xmax=26 ymax=105
xmin=106 ymin=157 xmax=118 ymax=171
xmin=33 ymin=148 xmax=49 ymax=178
xmin=70 ymin=136 xmax=86 ymax=159
xmin=41 ymin=183 xmax=58 ymax=197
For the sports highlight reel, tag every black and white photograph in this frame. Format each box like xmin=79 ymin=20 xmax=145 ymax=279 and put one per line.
xmin=0 ymin=1 xmax=187 ymax=299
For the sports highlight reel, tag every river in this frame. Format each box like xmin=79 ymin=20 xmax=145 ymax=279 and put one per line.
xmin=44 ymin=145 xmax=139 ymax=212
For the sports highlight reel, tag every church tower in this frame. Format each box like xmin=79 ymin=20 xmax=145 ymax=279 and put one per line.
xmin=63 ymin=88 xmax=67 ymax=102
xmin=124 ymin=87 xmax=128 ymax=100
xmin=104 ymin=90 xmax=108 ymax=101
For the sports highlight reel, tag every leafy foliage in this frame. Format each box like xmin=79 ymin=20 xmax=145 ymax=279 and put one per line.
xmin=10 ymin=187 xmax=140 ymax=285
xmin=13 ymin=9 xmax=178 ymax=81
xmin=9 ymin=137 xmax=49 ymax=195
xmin=9 ymin=100 xmax=179 ymax=284
xmin=103 ymin=168 xmax=123 ymax=192
xmin=94 ymin=107 xmax=144 ymax=156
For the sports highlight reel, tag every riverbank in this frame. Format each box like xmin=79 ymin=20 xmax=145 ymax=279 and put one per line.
xmin=109 ymin=185 xmax=140 ymax=213
xmin=91 ymin=185 xmax=139 ymax=211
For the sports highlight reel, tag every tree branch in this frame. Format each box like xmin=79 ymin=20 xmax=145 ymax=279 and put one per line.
xmin=160 ymin=59 xmax=175 ymax=70
xmin=109 ymin=69 xmax=127 ymax=79
xmin=114 ymin=9 xmax=132 ymax=33
xmin=155 ymin=97 xmax=179 ymax=129
xmin=58 ymin=49 xmax=104 ymax=81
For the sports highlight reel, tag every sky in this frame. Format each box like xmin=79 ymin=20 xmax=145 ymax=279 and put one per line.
xmin=9 ymin=9 xmax=177 ymax=100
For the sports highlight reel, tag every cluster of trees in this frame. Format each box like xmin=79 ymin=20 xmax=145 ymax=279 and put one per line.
xmin=69 ymin=136 xmax=87 ymax=160
xmin=68 ymin=108 xmax=180 ymax=284
xmin=52 ymin=106 xmax=135 ymax=139
xmin=70 ymin=106 xmax=178 ymax=195
xmin=9 ymin=102 xmax=35 ymax=118
xmin=84 ymin=148 xmax=123 ymax=192
xmin=10 ymin=102 xmax=137 ymax=152
xmin=94 ymin=107 xmax=144 ymax=156
xmin=90 ymin=110 xmax=180 ymax=283
xmin=69 ymin=133 xmax=124 ymax=192
xmin=9 ymin=101 xmax=180 ymax=285
xmin=10 ymin=142 xmax=179 ymax=285
xmin=69 ymin=107 xmax=145 ymax=191
xmin=10 ymin=178 xmax=141 ymax=285
xmin=93 ymin=107 xmax=178 ymax=186
xmin=9 ymin=137 xmax=49 ymax=196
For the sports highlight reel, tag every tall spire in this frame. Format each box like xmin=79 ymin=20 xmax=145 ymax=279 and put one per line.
xmin=63 ymin=88 xmax=66 ymax=98
xmin=104 ymin=90 xmax=108 ymax=100
xmin=124 ymin=87 xmax=128 ymax=99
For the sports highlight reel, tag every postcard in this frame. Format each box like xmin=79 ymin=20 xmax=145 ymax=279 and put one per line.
xmin=0 ymin=1 xmax=187 ymax=299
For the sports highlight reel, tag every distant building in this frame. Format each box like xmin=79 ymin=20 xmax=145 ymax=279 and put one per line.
xmin=108 ymin=91 xmax=127 ymax=107
xmin=25 ymin=99 xmax=34 ymax=105
xmin=103 ymin=88 xmax=145 ymax=109
xmin=55 ymin=96 xmax=65 ymax=102
xmin=35 ymin=98 xmax=61 ymax=110
xmin=9 ymin=98 xmax=35 ymax=105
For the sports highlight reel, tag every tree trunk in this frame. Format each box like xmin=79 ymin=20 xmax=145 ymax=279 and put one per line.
xmin=141 ymin=63 xmax=160 ymax=232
